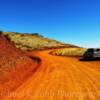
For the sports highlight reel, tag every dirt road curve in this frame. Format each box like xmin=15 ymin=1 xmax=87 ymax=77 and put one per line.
xmin=2 ymin=50 xmax=100 ymax=100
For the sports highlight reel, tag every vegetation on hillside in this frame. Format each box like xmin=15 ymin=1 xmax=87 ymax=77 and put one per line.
xmin=0 ymin=31 xmax=76 ymax=51
xmin=50 ymin=48 xmax=86 ymax=57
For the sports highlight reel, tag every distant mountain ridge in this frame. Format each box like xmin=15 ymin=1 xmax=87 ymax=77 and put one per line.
xmin=0 ymin=31 xmax=77 ymax=51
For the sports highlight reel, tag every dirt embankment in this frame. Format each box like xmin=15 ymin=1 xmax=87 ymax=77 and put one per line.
xmin=0 ymin=36 xmax=39 ymax=96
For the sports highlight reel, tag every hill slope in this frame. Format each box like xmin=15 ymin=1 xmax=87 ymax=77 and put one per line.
xmin=0 ymin=35 xmax=38 ymax=95
xmin=1 ymin=31 xmax=77 ymax=51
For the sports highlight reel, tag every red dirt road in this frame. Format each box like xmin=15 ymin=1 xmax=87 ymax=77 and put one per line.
xmin=2 ymin=50 xmax=100 ymax=100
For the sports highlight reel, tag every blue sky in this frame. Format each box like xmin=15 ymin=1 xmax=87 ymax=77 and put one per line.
xmin=0 ymin=0 xmax=100 ymax=47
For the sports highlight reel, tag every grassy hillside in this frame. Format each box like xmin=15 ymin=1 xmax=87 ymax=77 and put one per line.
xmin=50 ymin=48 xmax=86 ymax=57
xmin=0 ymin=31 xmax=77 ymax=51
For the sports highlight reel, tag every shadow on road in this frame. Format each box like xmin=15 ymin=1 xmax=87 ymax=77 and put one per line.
xmin=29 ymin=56 xmax=41 ymax=64
xmin=79 ymin=57 xmax=100 ymax=61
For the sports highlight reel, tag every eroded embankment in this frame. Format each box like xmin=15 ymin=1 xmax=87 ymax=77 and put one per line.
xmin=0 ymin=36 xmax=40 ymax=97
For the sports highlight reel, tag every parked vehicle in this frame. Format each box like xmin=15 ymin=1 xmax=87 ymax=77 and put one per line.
xmin=81 ymin=48 xmax=100 ymax=60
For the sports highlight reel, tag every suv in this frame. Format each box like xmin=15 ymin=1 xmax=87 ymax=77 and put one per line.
xmin=82 ymin=48 xmax=100 ymax=60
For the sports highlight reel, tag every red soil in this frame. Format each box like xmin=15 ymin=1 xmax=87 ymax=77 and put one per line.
xmin=2 ymin=50 xmax=100 ymax=100
xmin=0 ymin=36 xmax=38 ymax=96
xmin=0 ymin=36 xmax=100 ymax=100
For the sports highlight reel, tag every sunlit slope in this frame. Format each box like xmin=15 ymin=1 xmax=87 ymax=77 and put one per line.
xmin=50 ymin=48 xmax=86 ymax=57
xmin=1 ymin=31 xmax=77 ymax=51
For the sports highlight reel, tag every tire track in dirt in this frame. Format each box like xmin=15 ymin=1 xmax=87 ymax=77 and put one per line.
xmin=65 ymin=58 xmax=100 ymax=99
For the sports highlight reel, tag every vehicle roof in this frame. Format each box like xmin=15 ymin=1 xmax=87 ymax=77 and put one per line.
xmin=87 ymin=48 xmax=100 ymax=51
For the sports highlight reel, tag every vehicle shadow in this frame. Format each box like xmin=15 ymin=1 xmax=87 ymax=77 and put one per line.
xmin=79 ymin=57 xmax=100 ymax=61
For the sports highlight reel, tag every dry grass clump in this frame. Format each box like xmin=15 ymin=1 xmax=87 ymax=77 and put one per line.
xmin=50 ymin=48 xmax=86 ymax=57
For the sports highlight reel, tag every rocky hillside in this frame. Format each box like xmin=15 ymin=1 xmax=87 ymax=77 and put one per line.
xmin=0 ymin=31 xmax=77 ymax=51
